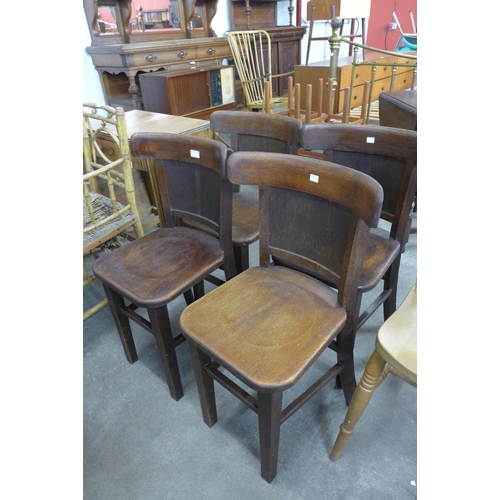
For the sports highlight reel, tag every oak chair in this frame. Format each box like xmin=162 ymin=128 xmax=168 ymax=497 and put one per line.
xmin=92 ymin=132 xmax=237 ymax=401
xmin=300 ymin=124 xmax=417 ymax=396
xmin=210 ymin=110 xmax=302 ymax=273
xmin=180 ymin=151 xmax=383 ymax=482
xmin=226 ymin=30 xmax=294 ymax=111
xmin=83 ymin=103 xmax=144 ymax=321
xmin=330 ymin=283 xmax=417 ymax=460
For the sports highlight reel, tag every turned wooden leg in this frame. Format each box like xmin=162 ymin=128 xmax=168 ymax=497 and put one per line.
xmin=102 ymin=284 xmax=138 ymax=365
xmin=188 ymin=342 xmax=218 ymax=427
xmin=148 ymin=306 xmax=183 ymax=401
xmin=330 ymin=349 xmax=388 ymax=461
xmin=258 ymin=391 xmax=283 ymax=483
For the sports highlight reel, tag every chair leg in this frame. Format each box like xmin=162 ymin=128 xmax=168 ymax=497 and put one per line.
xmin=102 ymin=284 xmax=138 ymax=365
xmin=148 ymin=306 xmax=184 ymax=401
xmin=336 ymin=293 xmax=363 ymax=404
xmin=330 ymin=349 xmax=388 ymax=461
xmin=382 ymin=257 xmax=401 ymax=321
xmin=258 ymin=391 xmax=283 ymax=483
xmin=188 ymin=342 xmax=218 ymax=427
xmin=234 ymin=245 xmax=249 ymax=274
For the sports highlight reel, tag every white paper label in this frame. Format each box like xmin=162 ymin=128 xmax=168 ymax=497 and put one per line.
xmin=310 ymin=174 xmax=319 ymax=183
xmin=366 ymin=137 xmax=375 ymax=143
xmin=190 ymin=149 xmax=200 ymax=158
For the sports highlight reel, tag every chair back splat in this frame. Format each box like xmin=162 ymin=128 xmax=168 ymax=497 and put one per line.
xmin=210 ymin=110 xmax=302 ymax=274
xmin=300 ymin=123 xmax=417 ymax=360
xmin=180 ymin=151 xmax=383 ymax=482
xmin=93 ymin=132 xmax=236 ymax=401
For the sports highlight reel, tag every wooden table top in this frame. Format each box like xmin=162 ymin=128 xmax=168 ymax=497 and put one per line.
xmin=124 ymin=110 xmax=210 ymax=138
xmin=379 ymin=90 xmax=417 ymax=112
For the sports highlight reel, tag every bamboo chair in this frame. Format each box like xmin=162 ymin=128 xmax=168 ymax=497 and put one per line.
xmin=180 ymin=151 xmax=383 ymax=482
xmin=330 ymin=283 xmax=417 ymax=460
xmin=83 ymin=103 xmax=144 ymax=321
xmin=227 ymin=30 xmax=294 ymax=111
xmin=92 ymin=133 xmax=237 ymax=401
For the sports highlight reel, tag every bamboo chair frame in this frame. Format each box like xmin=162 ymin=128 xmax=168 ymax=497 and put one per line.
xmin=227 ymin=30 xmax=294 ymax=112
xmin=83 ymin=103 xmax=144 ymax=320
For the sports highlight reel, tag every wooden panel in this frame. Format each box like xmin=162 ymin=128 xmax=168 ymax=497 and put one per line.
xmin=306 ymin=0 xmax=372 ymax=20
xmin=230 ymin=1 xmax=278 ymax=29
xmin=169 ymin=72 xmax=211 ymax=115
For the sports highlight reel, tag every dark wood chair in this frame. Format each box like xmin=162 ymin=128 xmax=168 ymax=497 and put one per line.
xmin=93 ymin=132 xmax=237 ymax=401
xmin=210 ymin=111 xmax=302 ymax=273
xmin=300 ymin=124 xmax=417 ymax=397
xmin=180 ymin=151 xmax=383 ymax=482
xmin=330 ymin=283 xmax=417 ymax=460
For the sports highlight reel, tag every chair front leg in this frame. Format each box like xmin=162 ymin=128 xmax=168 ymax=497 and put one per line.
xmin=148 ymin=306 xmax=183 ymax=401
xmin=383 ymin=254 xmax=402 ymax=320
xmin=188 ymin=341 xmax=218 ymax=427
xmin=258 ymin=391 xmax=283 ymax=483
xmin=102 ymin=284 xmax=138 ymax=365
xmin=330 ymin=349 xmax=387 ymax=461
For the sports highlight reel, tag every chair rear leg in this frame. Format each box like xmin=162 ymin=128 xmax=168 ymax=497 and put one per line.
xmin=234 ymin=245 xmax=249 ymax=274
xmin=258 ymin=391 xmax=283 ymax=483
xmin=102 ymin=284 xmax=138 ymax=364
xmin=148 ymin=306 xmax=184 ymax=401
xmin=383 ymin=257 xmax=402 ymax=320
xmin=330 ymin=349 xmax=387 ymax=460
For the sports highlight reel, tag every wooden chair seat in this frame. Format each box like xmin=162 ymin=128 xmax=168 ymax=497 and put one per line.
xmin=94 ymin=227 xmax=224 ymax=307
xmin=92 ymin=133 xmax=236 ymax=401
xmin=330 ymin=283 xmax=417 ymax=461
xmin=181 ymin=266 xmax=346 ymax=391
xmin=358 ymin=229 xmax=401 ymax=293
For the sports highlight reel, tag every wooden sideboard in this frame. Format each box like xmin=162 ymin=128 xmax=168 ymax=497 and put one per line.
xmin=86 ymin=37 xmax=234 ymax=112
xmin=294 ymin=51 xmax=416 ymax=114
xmin=85 ymin=0 xmax=306 ymax=114
xmin=139 ymin=65 xmax=237 ymax=119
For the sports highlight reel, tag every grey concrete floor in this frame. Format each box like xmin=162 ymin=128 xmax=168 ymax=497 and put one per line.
xmin=83 ymin=211 xmax=417 ymax=500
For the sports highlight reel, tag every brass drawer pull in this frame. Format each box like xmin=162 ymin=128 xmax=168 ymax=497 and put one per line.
xmin=177 ymin=51 xmax=188 ymax=58
xmin=145 ymin=54 xmax=157 ymax=62
xmin=206 ymin=48 xmax=215 ymax=55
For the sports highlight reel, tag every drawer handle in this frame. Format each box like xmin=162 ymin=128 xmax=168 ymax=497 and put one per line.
xmin=145 ymin=54 xmax=157 ymax=62
xmin=206 ymin=48 xmax=215 ymax=55
xmin=177 ymin=51 xmax=188 ymax=59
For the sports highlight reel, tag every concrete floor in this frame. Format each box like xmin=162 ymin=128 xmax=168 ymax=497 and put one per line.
xmin=83 ymin=212 xmax=417 ymax=500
